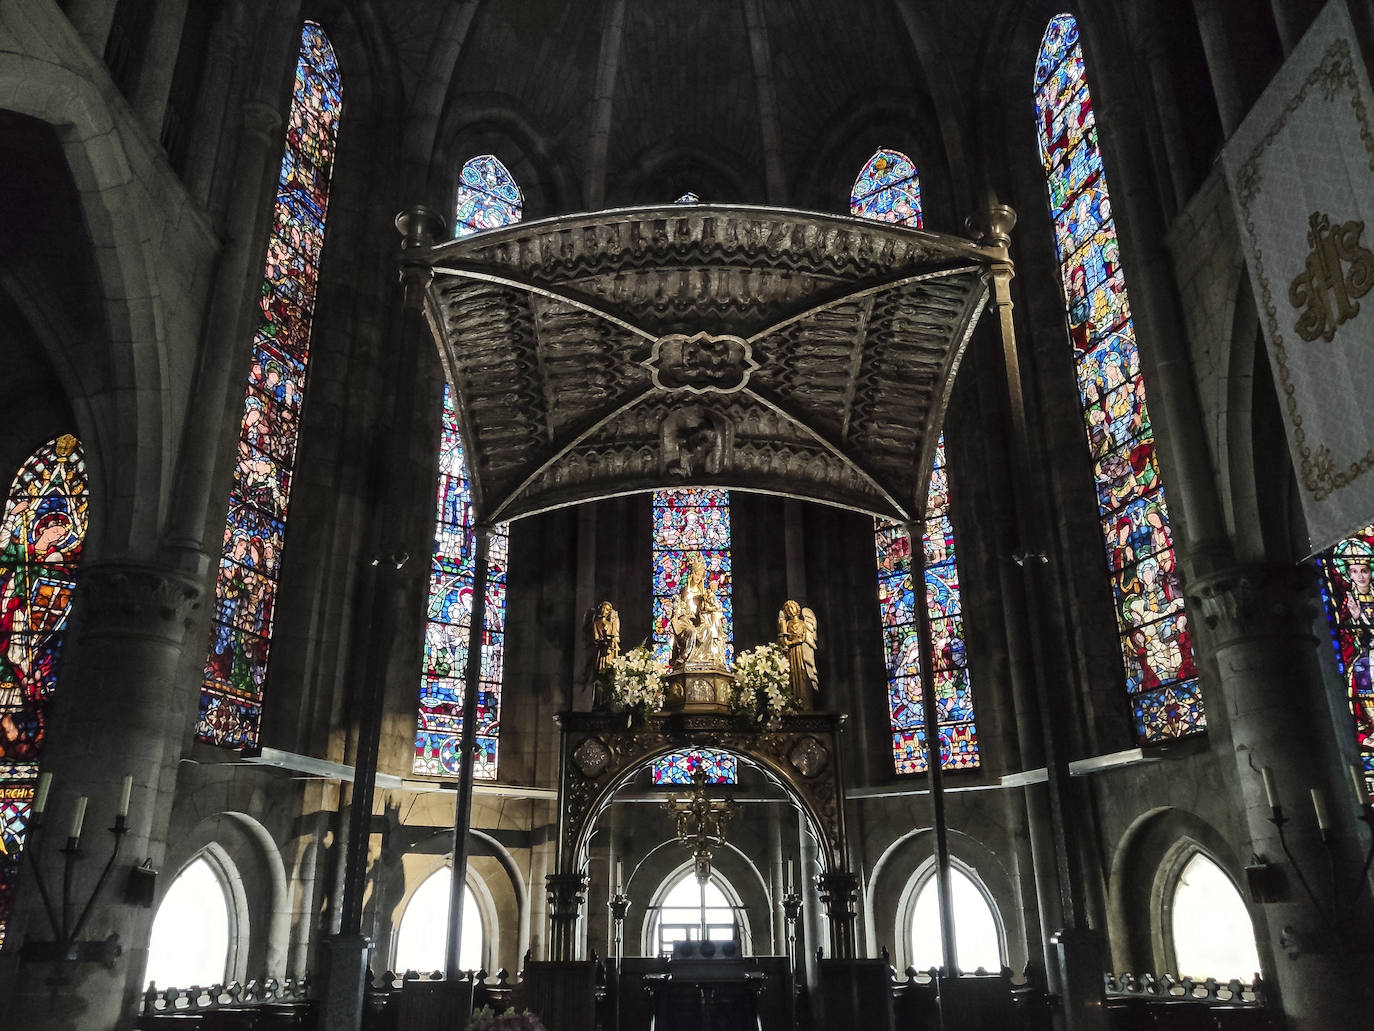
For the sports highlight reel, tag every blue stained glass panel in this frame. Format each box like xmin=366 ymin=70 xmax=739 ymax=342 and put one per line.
xmin=454 ymin=155 xmax=523 ymax=237
xmin=414 ymin=384 xmax=509 ymax=781
xmin=850 ymin=149 xmax=923 ymax=228
xmin=200 ymin=23 xmax=342 ymax=749
xmin=871 ymin=435 xmax=978 ymax=773
xmin=1035 ymin=13 xmax=1202 ymax=742
xmin=651 ymin=489 xmax=737 ymax=784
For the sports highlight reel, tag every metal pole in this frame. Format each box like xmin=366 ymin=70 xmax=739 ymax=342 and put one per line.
xmin=446 ymin=524 xmax=493 ymax=980
xmin=908 ymin=518 xmax=959 ymax=977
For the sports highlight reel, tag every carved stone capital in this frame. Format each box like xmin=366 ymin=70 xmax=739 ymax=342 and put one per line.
xmin=1188 ymin=564 xmax=1320 ymax=647
xmin=546 ymin=872 xmax=589 ymax=923
xmin=76 ymin=563 xmax=204 ymax=645
xmin=815 ymin=870 xmax=859 ymax=919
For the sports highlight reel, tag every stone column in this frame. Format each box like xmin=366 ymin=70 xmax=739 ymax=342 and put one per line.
xmin=546 ymin=872 xmax=588 ymax=962
xmin=64 ymin=0 xmax=120 ymax=57
xmin=1192 ymin=0 xmax=1247 ymax=136
xmin=1269 ymin=0 xmax=1324 ymax=55
xmin=815 ymin=871 xmax=859 ymax=960
xmin=1190 ymin=566 xmax=1374 ymax=1030
xmin=11 ymin=563 xmax=202 ymax=1031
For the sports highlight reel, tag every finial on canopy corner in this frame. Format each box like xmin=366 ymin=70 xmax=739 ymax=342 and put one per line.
xmin=395 ymin=206 xmax=446 ymax=307
xmin=965 ymin=202 xmax=1018 ymax=253
xmin=395 ymin=205 xmax=447 ymax=249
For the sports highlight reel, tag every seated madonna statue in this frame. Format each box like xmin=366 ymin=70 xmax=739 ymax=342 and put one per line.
xmin=668 ymin=553 xmax=727 ymax=670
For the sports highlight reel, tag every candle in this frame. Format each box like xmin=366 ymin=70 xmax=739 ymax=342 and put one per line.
xmin=1311 ymin=788 xmax=1330 ymax=831
xmin=1354 ymin=765 xmax=1369 ymax=807
xmin=1261 ymin=767 xmax=1278 ymax=809
xmin=615 ymin=859 xmax=624 ymax=893
xmin=786 ymin=859 xmax=795 ymax=893
xmin=34 ymin=772 xmax=52 ymax=816
xmin=69 ymin=795 xmax=87 ymax=842
xmin=119 ymin=775 xmax=133 ymax=819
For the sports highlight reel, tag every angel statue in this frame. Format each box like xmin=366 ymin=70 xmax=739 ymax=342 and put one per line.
xmin=778 ymin=600 xmax=819 ymax=709
xmin=590 ymin=601 xmax=621 ymax=677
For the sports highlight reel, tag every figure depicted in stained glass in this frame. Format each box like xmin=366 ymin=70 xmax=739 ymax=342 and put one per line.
xmin=651 ymin=489 xmax=737 ymax=784
xmin=1035 ymin=13 xmax=1202 ymax=743
xmin=870 ymin=436 xmax=978 ymax=773
xmin=200 ymin=22 xmax=342 ymax=749
xmin=1320 ymin=528 xmax=1374 ymax=791
xmin=454 ymin=155 xmax=522 ymax=237
xmin=777 ymin=601 xmax=819 ymax=709
xmin=414 ymin=386 xmax=510 ymax=781
xmin=0 ymin=434 xmax=88 ymax=947
xmin=850 ymin=149 xmax=922 ymax=228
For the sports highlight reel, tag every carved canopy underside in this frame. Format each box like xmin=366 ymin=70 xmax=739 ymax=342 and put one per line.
xmin=415 ymin=205 xmax=996 ymax=524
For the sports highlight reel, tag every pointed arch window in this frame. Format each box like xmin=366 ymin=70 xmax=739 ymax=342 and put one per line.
xmin=651 ymin=489 xmax=736 ymax=784
xmin=0 ymin=434 xmax=88 ymax=946
xmin=198 ymin=22 xmax=342 ymax=749
xmin=850 ymin=148 xmax=922 ymax=228
xmin=414 ymin=386 xmax=509 ymax=781
xmin=875 ymin=437 xmax=978 ymax=773
xmin=454 ymin=155 xmax=522 ymax=237
xmin=145 ymin=855 xmax=233 ymax=988
xmin=1317 ymin=525 xmax=1374 ymax=800
xmin=394 ymin=867 xmax=485 ymax=973
xmin=1034 ymin=14 xmax=1203 ymax=742
xmin=1168 ymin=851 xmax=1261 ymax=981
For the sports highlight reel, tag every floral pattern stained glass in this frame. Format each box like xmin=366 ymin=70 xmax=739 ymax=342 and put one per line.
xmin=850 ymin=149 xmax=922 ymax=228
xmin=875 ymin=436 xmax=978 ymax=774
xmin=454 ymin=155 xmax=522 ymax=237
xmin=414 ymin=386 xmax=509 ymax=780
xmin=1035 ymin=14 xmax=1202 ymax=742
xmin=0 ymin=434 xmax=88 ymax=947
xmin=198 ymin=23 xmax=342 ymax=749
xmin=1318 ymin=526 xmax=1374 ymax=801
xmin=652 ymin=489 xmax=736 ymax=785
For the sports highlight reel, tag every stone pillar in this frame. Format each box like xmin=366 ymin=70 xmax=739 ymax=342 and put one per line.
xmin=64 ymin=0 xmax=120 ymax=57
xmin=546 ymin=872 xmax=588 ymax=962
xmin=1269 ymin=0 xmax=1324 ymax=55
xmin=1190 ymin=566 xmax=1374 ymax=1030
xmin=11 ymin=563 xmax=202 ymax=1031
xmin=1192 ymin=0 xmax=1247 ymax=135
xmin=815 ymin=871 xmax=859 ymax=960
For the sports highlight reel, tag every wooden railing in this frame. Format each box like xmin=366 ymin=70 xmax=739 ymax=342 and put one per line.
xmin=1104 ymin=971 xmax=1265 ymax=1006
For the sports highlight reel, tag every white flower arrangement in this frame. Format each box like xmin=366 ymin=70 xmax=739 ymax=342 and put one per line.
xmin=606 ymin=645 xmax=666 ymax=716
xmin=730 ymin=643 xmax=795 ymax=725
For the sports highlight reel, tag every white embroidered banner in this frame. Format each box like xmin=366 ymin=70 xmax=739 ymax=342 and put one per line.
xmin=1221 ymin=1 xmax=1374 ymax=554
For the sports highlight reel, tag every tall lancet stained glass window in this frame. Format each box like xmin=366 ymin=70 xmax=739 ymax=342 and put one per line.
xmin=850 ymin=148 xmax=922 ymax=228
xmin=651 ymin=489 xmax=736 ymax=785
xmin=1318 ymin=526 xmax=1374 ymax=801
xmin=454 ymin=155 xmax=522 ymax=237
xmin=875 ymin=436 xmax=978 ymax=774
xmin=0 ymin=435 xmax=88 ymax=947
xmin=198 ymin=23 xmax=342 ymax=748
xmin=415 ymin=386 xmax=509 ymax=781
xmin=1034 ymin=14 xmax=1202 ymax=742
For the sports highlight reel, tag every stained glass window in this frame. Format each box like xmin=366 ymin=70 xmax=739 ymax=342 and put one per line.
xmin=651 ymin=489 xmax=736 ymax=785
xmin=454 ymin=155 xmax=522 ymax=237
xmin=414 ymin=386 xmax=508 ymax=781
xmin=0 ymin=434 xmax=88 ymax=948
xmin=1318 ymin=525 xmax=1374 ymax=801
xmin=198 ymin=22 xmax=342 ymax=749
xmin=674 ymin=192 xmax=700 ymax=204
xmin=850 ymin=148 xmax=922 ymax=228
xmin=875 ymin=437 xmax=978 ymax=774
xmin=1035 ymin=14 xmax=1203 ymax=742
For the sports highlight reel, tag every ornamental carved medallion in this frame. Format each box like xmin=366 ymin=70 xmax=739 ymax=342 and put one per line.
xmin=789 ymin=735 xmax=830 ymax=778
xmin=572 ymin=736 xmax=611 ymax=779
xmin=643 ymin=333 xmax=758 ymax=394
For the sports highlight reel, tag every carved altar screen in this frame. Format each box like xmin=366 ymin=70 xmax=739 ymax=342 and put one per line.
xmin=198 ymin=22 xmax=342 ymax=748
xmin=0 ymin=435 xmax=88 ymax=947
xmin=415 ymin=385 xmax=509 ymax=780
xmin=1035 ymin=14 xmax=1203 ymax=742
xmin=454 ymin=155 xmax=522 ymax=237
xmin=651 ymin=488 xmax=737 ymax=784
xmin=850 ymin=148 xmax=922 ymax=228
xmin=1317 ymin=525 xmax=1374 ymax=800
xmin=874 ymin=435 xmax=979 ymax=773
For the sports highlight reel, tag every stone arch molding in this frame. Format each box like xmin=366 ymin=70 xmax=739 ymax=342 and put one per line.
xmin=555 ymin=712 xmax=849 ymax=876
xmin=0 ymin=50 xmax=208 ymax=551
